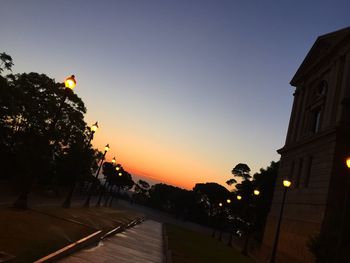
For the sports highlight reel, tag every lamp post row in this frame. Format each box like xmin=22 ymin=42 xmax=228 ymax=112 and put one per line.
xmin=215 ymin=180 xmax=292 ymax=261
xmin=269 ymin=179 xmax=291 ymax=263
xmin=49 ymin=75 xmax=117 ymax=208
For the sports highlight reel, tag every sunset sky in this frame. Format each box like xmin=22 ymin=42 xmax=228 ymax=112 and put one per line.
xmin=2 ymin=1 xmax=350 ymax=189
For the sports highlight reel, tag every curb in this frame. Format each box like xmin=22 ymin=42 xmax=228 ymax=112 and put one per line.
xmin=102 ymin=216 xmax=146 ymax=239
xmin=34 ymin=230 xmax=102 ymax=263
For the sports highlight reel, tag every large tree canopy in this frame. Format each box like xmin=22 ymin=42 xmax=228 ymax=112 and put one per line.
xmin=0 ymin=54 xmax=96 ymax=185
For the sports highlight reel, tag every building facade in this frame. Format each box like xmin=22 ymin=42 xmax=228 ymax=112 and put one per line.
xmin=260 ymin=27 xmax=350 ymax=262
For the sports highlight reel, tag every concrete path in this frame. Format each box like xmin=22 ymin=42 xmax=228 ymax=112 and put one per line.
xmin=59 ymin=220 xmax=163 ymax=263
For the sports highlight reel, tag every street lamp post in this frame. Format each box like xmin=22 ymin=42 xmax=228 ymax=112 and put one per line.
xmin=225 ymin=198 xmax=236 ymax=247
xmin=269 ymin=179 xmax=291 ymax=263
xmin=49 ymin=75 xmax=76 ymax=134
xmin=335 ymin=157 xmax=350 ymax=262
xmin=218 ymin=202 xmax=224 ymax=241
xmin=84 ymin=144 xmax=110 ymax=207
xmin=105 ymin=165 xmax=121 ymax=207
xmin=96 ymin=157 xmax=116 ymax=207
xmin=242 ymin=189 xmax=260 ymax=255
xmin=61 ymin=122 xmax=98 ymax=208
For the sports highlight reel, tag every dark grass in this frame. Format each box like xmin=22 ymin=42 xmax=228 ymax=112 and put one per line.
xmin=34 ymin=206 xmax=142 ymax=234
xmin=0 ymin=206 xmax=143 ymax=262
xmin=0 ymin=208 xmax=95 ymax=262
xmin=166 ymin=224 xmax=254 ymax=263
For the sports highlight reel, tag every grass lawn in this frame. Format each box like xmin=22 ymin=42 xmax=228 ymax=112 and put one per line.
xmin=166 ymin=224 xmax=254 ymax=263
xmin=34 ymin=206 xmax=142 ymax=235
xmin=0 ymin=207 xmax=96 ymax=262
xmin=0 ymin=206 xmax=143 ymax=262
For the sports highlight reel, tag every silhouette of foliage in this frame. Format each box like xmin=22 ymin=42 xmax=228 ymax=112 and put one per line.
xmin=231 ymin=161 xmax=279 ymax=242
xmin=232 ymin=163 xmax=251 ymax=180
xmin=0 ymin=53 xmax=98 ymax=208
xmin=0 ymin=52 xmax=13 ymax=73
xmin=149 ymin=183 xmax=195 ymax=219
xmin=226 ymin=178 xmax=237 ymax=186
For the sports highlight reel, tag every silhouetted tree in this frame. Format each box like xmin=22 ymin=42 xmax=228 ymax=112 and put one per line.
xmin=232 ymin=163 xmax=251 ymax=180
xmin=148 ymin=183 xmax=194 ymax=219
xmin=0 ymin=53 xmax=96 ymax=208
xmin=133 ymin=179 xmax=150 ymax=204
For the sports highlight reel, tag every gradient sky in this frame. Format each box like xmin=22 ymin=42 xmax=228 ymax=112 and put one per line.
xmin=1 ymin=1 xmax=350 ymax=189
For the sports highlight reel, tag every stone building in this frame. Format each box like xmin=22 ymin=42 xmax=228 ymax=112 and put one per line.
xmin=260 ymin=27 xmax=350 ymax=262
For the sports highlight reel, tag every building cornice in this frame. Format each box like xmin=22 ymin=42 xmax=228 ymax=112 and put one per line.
xmin=277 ymin=127 xmax=337 ymax=155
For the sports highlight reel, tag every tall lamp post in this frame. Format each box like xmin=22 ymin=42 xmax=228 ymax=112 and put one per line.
xmin=105 ymin=163 xmax=120 ymax=207
xmin=242 ymin=189 xmax=260 ymax=255
xmin=49 ymin=75 xmax=76 ymax=134
xmin=335 ymin=157 xmax=350 ymax=262
xmin=270 ymin=179 xmax=292 ymax=263
xmin=84 ymin=144 xmax=110 ymax=207
xmin=96 ymin=157 xmax=116 ymax=207
xmin=218 ymin=202 xmax=224 ymax=241
xmin=61 ymin=121 xmax=98 ymax=208
xmin=49 ymin=76 xmax=77 ymax=197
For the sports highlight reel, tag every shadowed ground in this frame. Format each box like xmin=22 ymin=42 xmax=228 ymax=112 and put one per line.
xmin=0 ymin=205 xmax=143 ymax=262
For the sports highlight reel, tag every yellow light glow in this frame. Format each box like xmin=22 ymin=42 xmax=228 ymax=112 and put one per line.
xmin=283 ymin=180 xmax=292 ymax=188
xmin=219 ymin=202 xmax=223 ymax=207
xmin=91 ymin=122 xmax=98 ymax=132
xmin=64 ymin=75 xmax=76 ymax=90
xmin=112 ymin=157 xmax=116 ymax=164
xmin=226 ymin=199 xmax=231 ymax=204
xmin=115 ymin=166 xmax=120 ymax=171
xmin=118 ymin=172 xmax=122 ymax=176
xmin=104 ymin=144 xmax=110 ymax=152
xmin=346 ymin=157 xmax=350 ymax=168
xmin=254 ymin=189 xmax=260 ymax=196
xmin=237 ymin=195 xmax=242 ymax=200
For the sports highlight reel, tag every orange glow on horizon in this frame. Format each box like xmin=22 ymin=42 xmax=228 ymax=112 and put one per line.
xmin=89 ymin=123 xmax=236 ymax=191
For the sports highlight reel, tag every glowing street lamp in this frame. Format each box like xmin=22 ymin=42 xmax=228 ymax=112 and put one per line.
xmin=254 ymin=189 xmax=260 ymax=196
xmin=91 ymin=121 xmax=98 ymax=132
xmin=64 ymin=75 xmax=76 ymax=90
xmin=49 ymin=75 xmax=77 ymax=135
xmin=84 ymin=144 xmax=110 ymax=207
xmin=346 ymin=157 xmax=350 ymax=168
xmin=226 ymin=199 xmax=231 ymax=204
xmin=104 ymin=144 xmax=110 ymax=152
xmin=270 ymin=179 xmax=292 ymax=263
xmin=85 ymin=121 xmax=98 ymax=148
xmin=237 ymin=195 xmax=242 ymax=201
xmin=112 ymin=157 xmax=116 ymax=165
xmin=283 ymin=180 xmax=291 ymax=188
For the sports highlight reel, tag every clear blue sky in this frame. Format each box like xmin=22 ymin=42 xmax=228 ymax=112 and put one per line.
xmin=1 ymin=0 xmax=350 ymax=188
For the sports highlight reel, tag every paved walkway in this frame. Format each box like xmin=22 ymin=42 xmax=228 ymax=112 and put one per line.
xmin=59 ymin=220 xmax=163 ymax=263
